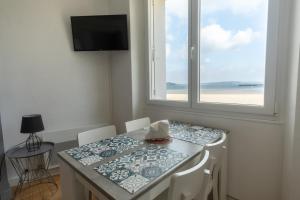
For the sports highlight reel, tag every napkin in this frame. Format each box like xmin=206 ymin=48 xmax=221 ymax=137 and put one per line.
xmin=145 ymin=120 xmax=170 ymax=140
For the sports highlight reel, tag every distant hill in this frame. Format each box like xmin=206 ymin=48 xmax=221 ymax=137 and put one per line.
xmin=166 ymin=81 xmax=263 ymax=90
xmin=201 ymin=81 xmax=263 ymax=89
xmin=167 ymin=82 xmax=188 ymax=90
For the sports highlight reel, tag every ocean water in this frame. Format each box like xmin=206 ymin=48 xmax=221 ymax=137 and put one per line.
xmin=166 ymin=82 xmax=264 ymax=94
xmin=167 ymin=87 xmax=264 ymax=94
xmin=201 ymin=85 xmax=264 ymax=94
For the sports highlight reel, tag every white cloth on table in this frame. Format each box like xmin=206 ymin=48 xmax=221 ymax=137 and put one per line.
xmin=145 ymin=120 xmax=170 ymax=140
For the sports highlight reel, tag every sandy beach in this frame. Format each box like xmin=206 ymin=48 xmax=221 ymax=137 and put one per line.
xmin=166 ymin=90 xmax=264 ymax=106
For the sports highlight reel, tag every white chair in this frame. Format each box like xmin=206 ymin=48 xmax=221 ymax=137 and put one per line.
xmin=125 ymin=117 xmax=151 ymax=132
xmin=168 ymin=150 xmax=211 ymax=200
xmin=204 ymin=133 xmax=227 ymax=200
xmin=78 ymin=125 xmax=116 ymax=146
xmin=77 ymin=125 xmax=117 ymax=200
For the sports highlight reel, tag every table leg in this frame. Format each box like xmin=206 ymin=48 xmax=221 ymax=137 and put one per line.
xmin=59 ymin=158 xmax=86 ymax=200
xmin=220 ymin=139 xmax=228 ymax=200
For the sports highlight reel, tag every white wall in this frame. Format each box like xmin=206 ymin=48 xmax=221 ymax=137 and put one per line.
xmin=109 ymin=0 xmax=147 ymax=132
xmin=109 ymin=0 xmax=133 ymax=133
xmin=129 ymin=0 xmax=147 ymax=119
xmin=0 ymin=0 xmax=112 ymax=179
xmin=282 ymin=0 xmax=300 ymax=199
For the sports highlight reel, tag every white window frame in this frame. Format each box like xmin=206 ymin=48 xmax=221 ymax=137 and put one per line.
xmin=147 ymin=0 xmax=192 ymax=108
xmin=146 ymin=0 xmax=280 ymax=116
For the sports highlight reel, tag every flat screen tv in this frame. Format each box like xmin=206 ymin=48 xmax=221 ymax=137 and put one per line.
xmin=71 ymin=15 xmax=128 ymax=51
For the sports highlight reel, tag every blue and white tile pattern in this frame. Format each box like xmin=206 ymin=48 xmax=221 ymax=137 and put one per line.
xmin=65 ymin=136 xmax=143 ymax=166
xmin=170 ymin=121 xmax=224 ymax=145
xmin=95 ymin=145 xmax=188 ymax=193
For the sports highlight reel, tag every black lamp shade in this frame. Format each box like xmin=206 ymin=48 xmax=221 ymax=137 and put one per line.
xmin=20 ymin=114 xmax=44 ymax=133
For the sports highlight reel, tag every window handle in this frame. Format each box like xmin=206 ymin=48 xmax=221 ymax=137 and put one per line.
xmin=152 ymin=48 xmax=155 ymax=62
xmin=190 ymin=46 xmax=195 ymax=60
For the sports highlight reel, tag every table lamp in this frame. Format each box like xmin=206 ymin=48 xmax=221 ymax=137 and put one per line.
xmin=21 ymin=114 xmax=44 ymax=152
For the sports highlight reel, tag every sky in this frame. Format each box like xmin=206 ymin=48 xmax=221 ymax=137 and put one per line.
xmin=165 ymin=0 xmax=269 ymax=84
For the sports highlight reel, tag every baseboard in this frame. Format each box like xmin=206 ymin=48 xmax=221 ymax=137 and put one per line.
xmin=0 ymin=189 xmax=11 ymax=200
xmin=227 ymin=195 xmax=240 ymax=200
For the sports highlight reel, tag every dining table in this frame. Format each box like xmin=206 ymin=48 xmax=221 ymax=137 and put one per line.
xmin=57 ymin=121 xmax=228 ymax=200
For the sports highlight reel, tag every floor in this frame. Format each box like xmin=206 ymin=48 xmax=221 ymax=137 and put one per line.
xmin=12 ymin=174 xmax=165 ymax=200
xmin=12 ymin=175 xmax=100 ymax=200
xmin=13 ymin=175 xmax=61 ymax=200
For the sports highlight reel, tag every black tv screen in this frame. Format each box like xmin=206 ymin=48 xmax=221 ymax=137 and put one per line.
xmin=71 ymin=15 xmax=129 ymax=51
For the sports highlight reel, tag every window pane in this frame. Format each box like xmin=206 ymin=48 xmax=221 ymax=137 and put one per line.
xmin=199 ymin=0 xmax=268 ymax=106
xmin=151 ymin=0 xmax=189 ymax=101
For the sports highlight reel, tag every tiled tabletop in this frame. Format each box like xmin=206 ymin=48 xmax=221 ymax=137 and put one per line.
xmin=59 ymin=121 xmax=227 ymax=200
xmin=66 ymin=136 xmax=142 ymax=166
xmin=170 ymin=121 xmax=223 ymax=145
xmin=95 ymin=145 xmax=188 ymax=193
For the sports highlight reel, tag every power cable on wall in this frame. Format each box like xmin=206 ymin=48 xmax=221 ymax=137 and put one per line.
xmin=0 ymin=154 xmax=4 ymax=182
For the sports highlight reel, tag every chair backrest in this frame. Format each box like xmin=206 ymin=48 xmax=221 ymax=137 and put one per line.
xmin=168 ymin=150 xmax=211 ymax=200
xmin=204 ymin=133 xmax=227 ymax=176
xmin=125 ymin=117 xmax=151 ymax=132
xmin=78 ymin=125 xmax=116 ymax=146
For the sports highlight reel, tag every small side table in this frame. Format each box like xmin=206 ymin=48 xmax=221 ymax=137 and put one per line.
xmin=6 ymin=142 xmax=57 ymax=196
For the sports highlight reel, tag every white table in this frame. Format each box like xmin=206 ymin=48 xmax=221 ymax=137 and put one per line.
xmin=58 ymin=127 xmax=228 ymax=200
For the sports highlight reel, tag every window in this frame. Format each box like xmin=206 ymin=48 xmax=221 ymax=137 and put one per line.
xmin=149 ymin=0 xmax=189 ymax=102
xmin=199 ymin=0 xmax=268 ymax=106
xmin=148 ymin=0 xmax=278 ymax=114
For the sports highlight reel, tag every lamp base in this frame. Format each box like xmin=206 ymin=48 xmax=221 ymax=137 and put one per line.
xmin=26 ymin=133 xmax=42 ymax=152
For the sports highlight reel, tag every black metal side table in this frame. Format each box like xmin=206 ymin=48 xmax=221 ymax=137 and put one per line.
xmin=6 ymin=142 xmax=57 ymax=197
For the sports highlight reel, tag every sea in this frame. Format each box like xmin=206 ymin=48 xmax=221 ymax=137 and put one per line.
xmin=166 ymin=82 xmax=264 ymax=94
